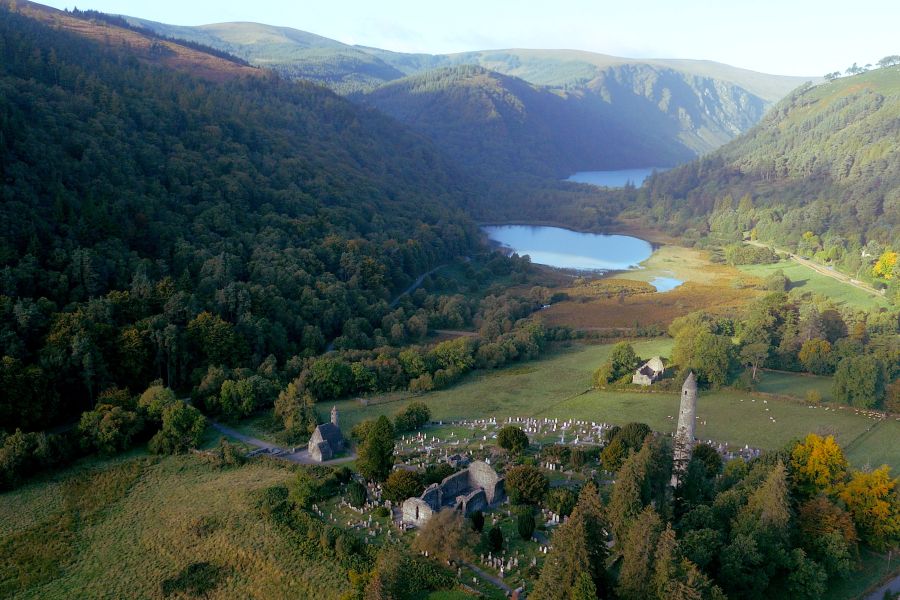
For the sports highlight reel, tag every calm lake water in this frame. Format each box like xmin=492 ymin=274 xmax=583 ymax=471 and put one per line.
xmin=649 ymin=276 xmax=683 ymax=292
xmin=482 ymin=225 xmax=652 ymax=271
xmin=566 ymin=168 xmax=668 ymax=188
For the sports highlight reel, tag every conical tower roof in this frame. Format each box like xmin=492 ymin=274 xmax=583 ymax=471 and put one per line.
xmin=683 ymin=371 xmax=697 ymax=391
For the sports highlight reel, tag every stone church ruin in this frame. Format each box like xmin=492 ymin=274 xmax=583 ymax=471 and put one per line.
xmin=402 ymin=460 xmax=506 ymax=526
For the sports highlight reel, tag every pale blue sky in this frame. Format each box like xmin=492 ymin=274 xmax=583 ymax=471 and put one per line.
xmin=41 ymin=0 xmax=899 ymax=76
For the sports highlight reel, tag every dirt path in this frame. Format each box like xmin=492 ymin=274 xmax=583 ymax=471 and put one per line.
xmin=432 ymin=329 xmax=478 ymax=337
xmin=746 ymin=240 xmax=883 ymax=298
xmin=209 ymin=420 xmax=356 ymax=465
xmin=864 ymin=567 xmax=900 ymax=600
xmin=460 ymin=561 xmax=513 ymax=594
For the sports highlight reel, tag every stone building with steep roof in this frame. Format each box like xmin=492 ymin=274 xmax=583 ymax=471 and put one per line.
xmin=308 ymin=406 xmax=344 ymax=462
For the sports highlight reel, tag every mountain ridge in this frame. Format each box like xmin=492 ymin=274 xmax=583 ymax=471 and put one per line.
xmin=125 ymin=16 xmax=811 ymax=99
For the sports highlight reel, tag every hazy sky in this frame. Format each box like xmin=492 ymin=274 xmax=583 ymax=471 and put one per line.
xmin=40 ymin=0 xmax=899 ymax=76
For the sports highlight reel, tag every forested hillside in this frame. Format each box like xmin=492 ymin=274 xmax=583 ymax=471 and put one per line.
xmin=361 ymin=65 xmax=694 ymax=177
xmin=128 ymin=17 xmax=803 ymax=173
xmin=633 ymin=68 xmax=900 ymax=282
xmin=0 ymin=5 xmax=481 ymax=431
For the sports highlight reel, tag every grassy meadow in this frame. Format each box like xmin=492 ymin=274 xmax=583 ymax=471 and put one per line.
xmin=737 ymin=259 xmax=888 ymax=311
xmin=755 ymin=369 xmax=835 ymax=402
xmin=311 ymin=338 xmax=895 ymax=470
xmin=0 ymin=453 xmax=347 ymax=599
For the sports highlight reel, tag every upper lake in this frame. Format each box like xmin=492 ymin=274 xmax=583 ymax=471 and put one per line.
xmin=482 ymin=225 xmax=652 ymax=271
xmin=566 ymin=167 xmax=668 ymax=188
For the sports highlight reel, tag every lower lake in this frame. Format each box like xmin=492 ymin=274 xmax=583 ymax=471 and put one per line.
xmin=565 ymin=167 xmax=668 ymax=188
xmin=482 ymin=225 xmax=653 ymax=271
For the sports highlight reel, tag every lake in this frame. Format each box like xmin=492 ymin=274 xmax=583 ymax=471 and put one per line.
xmin=649 ymin=276 xmax=683 ymax=292
xmin=482 ymin=225 xmax=653 ymax=271
xmin=566 ymin=167 xmax=668 ymax=188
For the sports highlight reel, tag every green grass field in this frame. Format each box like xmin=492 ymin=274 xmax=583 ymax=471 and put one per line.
xmin=323 ymin=339 xmax=674 ymax=431
xmin=755 ymin=369 xmax=835 ymax=402
xmin=0 ymin=453 xmax=348 ymax=599
xmin=737 ymin=260 xmax=888 ymax=310
xmin=324 ymin=339 xmax=895 ymax=469
xmin=845 ymin=419 xmax=900 ymax=471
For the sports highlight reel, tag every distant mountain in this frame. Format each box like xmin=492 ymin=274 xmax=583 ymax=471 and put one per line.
xmin=126 ymin=17 xmax=811 ymax=173
xmin=360 ymin=65 xmax=697 ymax=176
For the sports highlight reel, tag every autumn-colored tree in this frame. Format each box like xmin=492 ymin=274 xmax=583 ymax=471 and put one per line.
xmin=798 ymin=338 xmax=833 ymax=375
xmin=137 ymin=382 xmax=177 ymax=421
xmin=797 ymin=496 xmax=857 ymax=577
xmin=872 ymin=250 xmax=897 ymax=279
xmin=273 ymin=381 xmax=317 ymax=439
xmin=790 ymin=434 xmax=848 ymax=498
xmin=839 ymin=466 xmax=900 ymax=549
xmin=885 ymin=379 xmax=900 ymax=414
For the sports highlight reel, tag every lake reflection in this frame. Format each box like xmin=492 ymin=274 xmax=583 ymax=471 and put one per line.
xmin=566 ymin=168 xmax=668 ymax=188
xmin=482 ymin=225 xmax=652 ymax=271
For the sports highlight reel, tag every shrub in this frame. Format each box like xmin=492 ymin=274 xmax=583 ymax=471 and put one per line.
xmin=382 ymin=469 xmax=424 ymax=503
xmin=160 ymin=562 xmax=223 ymax=597
xmin=347 ymin=480 xmax=367 ymax=507
xmin=148 ymin=402 xmax=206 ymax=455
xmin=517 ymin=509 xmax=536 ymax=540
xmin=498 ymin=425 xmax=529 ymax=454
xmin=506 ymin=465 xmax=549 ymax=505
xmin=394 ymin=401 xmax=431 ymax=433
xmin=137 ymin=382 xmax=177 ymax=421
xmin=78 ymin=405 xmax=144 ymax=455
xmin=408 ymin=373 xmax=434 ymax=393
xmin=488 ymin=525 xmax=504 ymax=552
xmin=472 ymin=510 xmax=485 ymax=532
xmin=546 ymin=487 xmax=579 ymax=517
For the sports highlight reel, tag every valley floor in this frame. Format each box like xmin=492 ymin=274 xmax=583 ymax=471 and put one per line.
xmin=300 ymin=339 xmax=897 ymax=470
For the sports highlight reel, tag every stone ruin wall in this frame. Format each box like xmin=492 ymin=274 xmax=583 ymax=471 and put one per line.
xmin=439 ymin=468 xmax=471 ymax=498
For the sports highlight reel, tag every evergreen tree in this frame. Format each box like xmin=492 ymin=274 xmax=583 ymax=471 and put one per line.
xmin=607 ymin=442 xmax=650 ymax=542
xmin=617 ymin=506 xmax=663 ymax=600
xmin=531 ymin=483 xmax=609 ymax=599
xmin=357 ymin=416 xmax=395 ymax=481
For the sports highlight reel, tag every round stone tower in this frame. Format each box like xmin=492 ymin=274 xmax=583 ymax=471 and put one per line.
xmin=331 ymin=405 xmax=338 ymax=427
xmin=671 ymin=371 xmax=698 ymax=487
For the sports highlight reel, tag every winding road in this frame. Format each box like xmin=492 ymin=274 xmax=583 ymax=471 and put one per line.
xmin=209 ymin=420 xmax=356 ymax=465
xmin=388 ymin=264 xmax=446 ymax=308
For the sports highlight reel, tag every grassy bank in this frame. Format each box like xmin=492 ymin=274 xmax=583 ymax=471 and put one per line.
xmin=737 ymin=260 xmax=888 ymax=311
